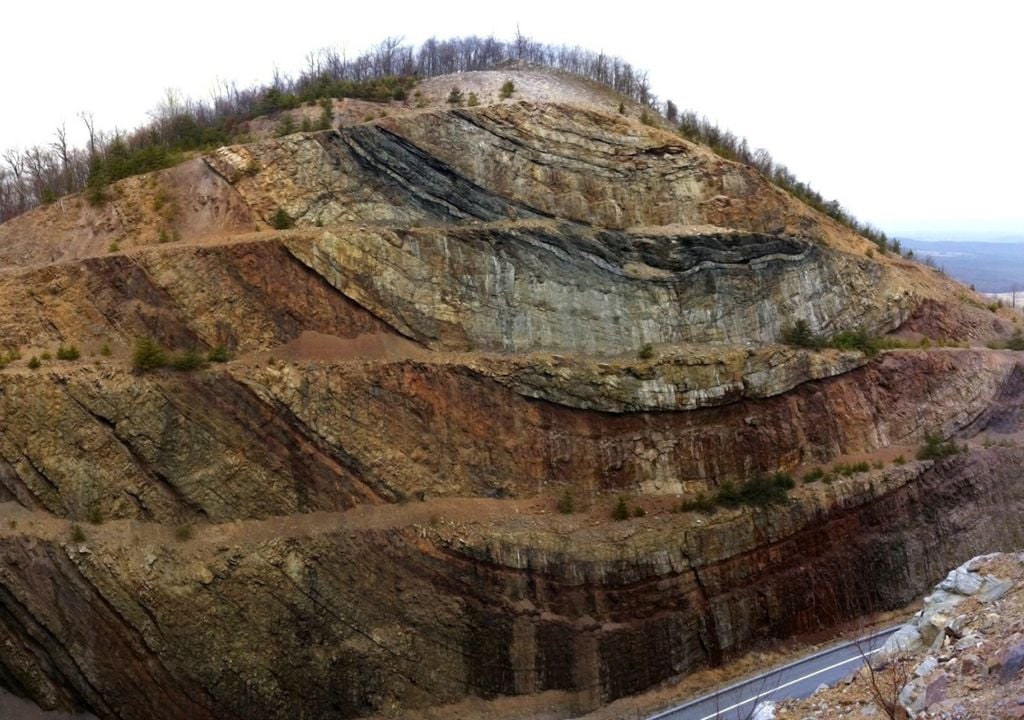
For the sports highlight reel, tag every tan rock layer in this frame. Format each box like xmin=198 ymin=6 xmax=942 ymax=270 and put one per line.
xmin=0 ymin=350 xmax=1016 ymax=522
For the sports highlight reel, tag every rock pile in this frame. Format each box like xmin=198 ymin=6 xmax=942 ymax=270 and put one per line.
xmin=777 ymin=553 xmax=1024 ymax=719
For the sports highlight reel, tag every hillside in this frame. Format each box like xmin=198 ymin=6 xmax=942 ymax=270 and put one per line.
xmin=0 ymin=66 xmax=1022 ymax=720
xmin=777 ymin=553 xmax=1024 ymax=719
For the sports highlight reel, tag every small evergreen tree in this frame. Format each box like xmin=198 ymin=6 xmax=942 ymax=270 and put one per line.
xmin=611 ymin=496 xmax=630 ymax=521
xmin=207 ymin=345 xmax=230 ymax=363
xmin=170 ymin=348 xmax=206 ymax=371
xmin=316 ymin=98 xmax=334 ymax=130
xmin=447 ymin=87 xmax=464 ymax=106
xmin=56 ymin=345 xmax=80 ymax=361
xmin=556 ymin=490 xmax=574 ymax=514
xmin=270 ymin=208 xmax=295 ymax=229
xmin=275 ymin=116 xmax=297 ymax=137
xmin=499 ymin=80 xmax=516 ymax=99
xmin=132 ymin=337 xmax=167 ymax=371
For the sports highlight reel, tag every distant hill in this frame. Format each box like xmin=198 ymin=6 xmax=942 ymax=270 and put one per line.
xmin=898 ymin=236 xmax=1024 ymax=292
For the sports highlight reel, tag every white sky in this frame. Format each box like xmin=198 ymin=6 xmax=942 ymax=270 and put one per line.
xmin=2 ymin=0 xmax=1021 ymax=234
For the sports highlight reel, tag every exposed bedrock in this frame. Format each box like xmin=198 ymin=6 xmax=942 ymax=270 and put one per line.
xmin=0 ymin=223 xmax=912 ymax=354
xmin=285 ymin=223 xmax=913 ymax=352
xmin=0 ymin=350 xmax=1016 ymax=522
xmin=0 ymin=84 xmax=1018 ymax=720
xmin=0 ymin=447 xmax=1022 ymax=718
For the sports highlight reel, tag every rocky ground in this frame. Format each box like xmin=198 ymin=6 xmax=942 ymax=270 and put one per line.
xmin=776 ymin=553 xmax=1024 ymax=719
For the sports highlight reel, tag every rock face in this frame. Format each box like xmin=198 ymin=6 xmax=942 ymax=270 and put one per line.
xmin=777 ymin=553 xmax=1024 ymax=719
xmin=0 ymin=68 xmax=1020 ymax=719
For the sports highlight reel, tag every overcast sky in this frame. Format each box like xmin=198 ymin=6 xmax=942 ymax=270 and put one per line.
xmin=3 ymin=0 xmax=1020 ymax=235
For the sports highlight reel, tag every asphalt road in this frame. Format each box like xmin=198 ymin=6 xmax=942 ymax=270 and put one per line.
xmin=648 ymin=626 xmax=900 ymax=720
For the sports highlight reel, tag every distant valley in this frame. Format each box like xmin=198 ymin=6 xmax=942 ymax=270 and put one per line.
xmin=899 ymin=234 xmax=1024 ymax=293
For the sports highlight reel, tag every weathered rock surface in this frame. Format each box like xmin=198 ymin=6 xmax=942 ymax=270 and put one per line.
xmin=0 ymin=349 xmax=1016 ymax=522
xmin=0 ymin=68 xmax=1021 ymax=720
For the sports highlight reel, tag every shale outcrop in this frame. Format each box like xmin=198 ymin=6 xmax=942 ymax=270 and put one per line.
xmin=0 ymin=68 xmax=1020 ymax=719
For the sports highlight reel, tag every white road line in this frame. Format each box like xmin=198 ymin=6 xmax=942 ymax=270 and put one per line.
xmin=694 ymin=646 xmax=884 ymax=720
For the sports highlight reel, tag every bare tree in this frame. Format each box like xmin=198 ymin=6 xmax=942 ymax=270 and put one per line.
xmin=79 ymin=111 xmax=98 ymax=159
xmin=856 ymin=639 xmax=912 ymax=720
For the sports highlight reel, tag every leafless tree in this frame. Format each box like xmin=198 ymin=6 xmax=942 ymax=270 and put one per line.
xmin=0 ymin=31 xmax=887 ymax=250
xmin=856 ymin=638 xmax=912 ymax=720
xmin=79 ymin=111 xmax=98 ymax=159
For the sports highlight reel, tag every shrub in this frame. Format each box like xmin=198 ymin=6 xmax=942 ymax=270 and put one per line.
xmin=556 ymin=490 xmax=574 ymax=514
xmin=40 ymin=351 xmax=51 ymax=360
xmin=70 ymin=524 xmax=86 ymax=543
xmin=447 ymin=87 xmax=464 ymax=106
xmin=1007 ymin=330 xmax=1024 ymax=351
xmin=783 ymin=319 xmax=819 ymax=348
xmin=99 ymin=343 xmax=112 ymax=357
xmin=893 ymin=455 xmax=906 ymax=465
xmin=917 ymin=432 xmax=961 ymax=460
xmin=640 ymin=110 xmax=654 ymax=126
xmin=714 ymin=473 xmax=794 ymax=509
xmin=132 ymin=337 xmax=168 ymax=371
xmin=715 ymin=481 xmax=742 ymax=508
xmin=499 ymin=80 xmax=516 ymax=99
xmin=85 ymin=502 xmax=104 ymax=525
xmin=170 ymin=348 xmax=206 ymax=371
xmin=678 ymin=492 xmax=717 ymax=515
xmin=833 ymin=461 xmax=871 ymax=477
xmin=638 ymin=342 xmax=654 ymax=360
xmin=275 ymin=115 xmax=297 ymax=137
xmin=27 ymin=356 xmax=41 ymax=370
xmin=316 ymin=98 xmax=334 ymax=130
xmin=467 ymin=92 xmax=479 ymax=107
xmin=611 ymin=496 xmax=630 ymax=521
xmin=207 ymin=345 xmax=230 ymax=363
xmin=108 ymin=242 xmax=120 ymax=253
xmin=270 ymin=208 xmax=295 ymax=230
xmin=56 ymin=345 xmax=80 ymax=361
xmin=86 ymin=182 xmax=108 ymax=207
xmin=829 ymin=329 xmax=880 ymax=356
xmin=771 ymin=471 xmax=796 ymax=490
xmin=175 ymin=524 xmax=194 ymax=542
xmin=617 ymin=101 xmax=625 ymax=115
xmin=632 ymin=505 xmax=646 ymax=518
xmin=737 ymin=473 xmax=792 ymax=506
xmin=783 ymin=321 xmax=885 ymax=356
xmin=803 ymin=467 xmax=825 ymax=483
